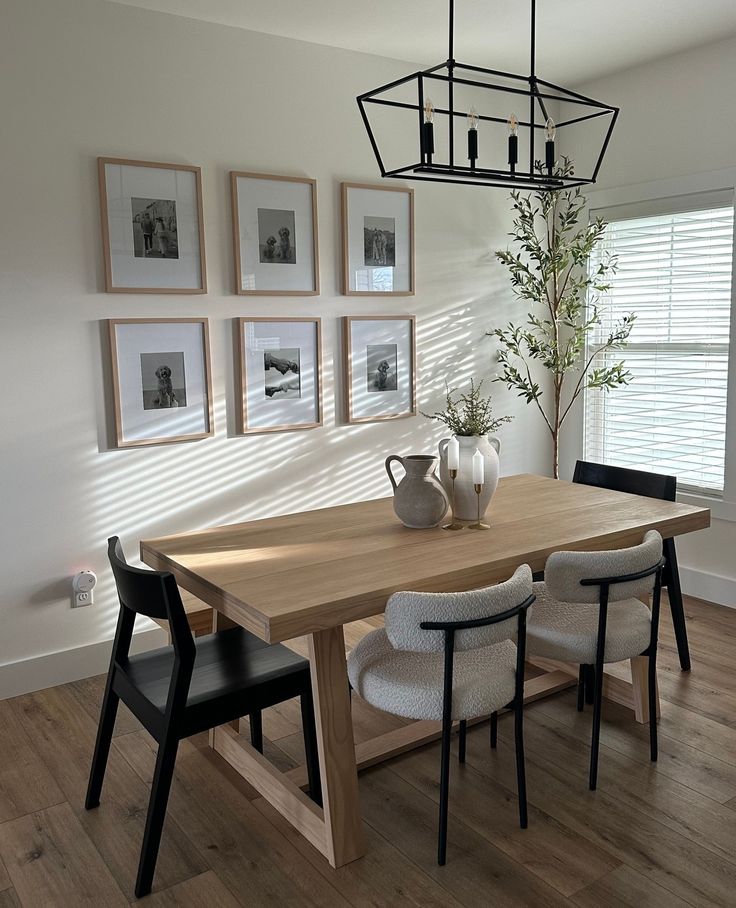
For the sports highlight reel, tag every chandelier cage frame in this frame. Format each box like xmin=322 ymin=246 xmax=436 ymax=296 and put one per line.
xmin=357 ymin=0 xmax=619 ymax=191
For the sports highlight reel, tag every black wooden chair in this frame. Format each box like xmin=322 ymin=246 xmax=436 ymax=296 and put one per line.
xmin=85 ymin=537 xmax=321 ymax=899
xmin=572 ymin=460 xmax=691 ymax=671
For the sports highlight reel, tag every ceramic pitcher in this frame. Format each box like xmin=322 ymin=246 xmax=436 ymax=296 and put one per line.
xmin=385 ymin=455 xmax=449 ymax=529
xmin=438 ymin=435 xmax=500 ymax=521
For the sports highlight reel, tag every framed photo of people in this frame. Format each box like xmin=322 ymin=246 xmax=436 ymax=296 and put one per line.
xmin=98 ymin=158 xmax=207 ymax=293
xmin=231 ymin=172 xmax=320 ymax=295
xmin=343 ymin=315 xmax=416 ymax=423
xmin=107 ymin=318 xmax=214 ymax=447
xmin=236 ymin=317 xmax=322 ymax=433
xmin=341 ymin=182 xmax=414 ymax=295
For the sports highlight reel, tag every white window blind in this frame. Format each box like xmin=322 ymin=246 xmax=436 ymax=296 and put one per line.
xmin=584 ymin=191 xmax=735 ymax=496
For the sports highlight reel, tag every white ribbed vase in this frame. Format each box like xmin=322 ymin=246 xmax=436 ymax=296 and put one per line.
xmin=438 ymin=435 xmax=500 ymax=521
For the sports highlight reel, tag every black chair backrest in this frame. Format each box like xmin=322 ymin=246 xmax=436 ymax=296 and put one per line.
xmin=107 ymin=537 xmax=195 ymax=665
xmin=573 ymin=460 xmax=676 ymax=503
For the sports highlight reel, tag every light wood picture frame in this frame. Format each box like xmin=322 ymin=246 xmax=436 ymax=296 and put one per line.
xmin=98 ymin=157 xmax=207 ymax=293
xmin=341 ymin=182 xmax=415 ymax=296
xmin=107 ymin=317 xmax=214 ymax=447
xmin=343 ymin=315 xmax=416 ymax=423
xmin=231 ymin=172 xmax=320 ymax=296
xmin=236 ymin=317 xmax=323 ymax=434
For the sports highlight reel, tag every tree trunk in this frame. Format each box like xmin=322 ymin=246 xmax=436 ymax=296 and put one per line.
xmin=552 ymin=431 xmax=559 ymax=479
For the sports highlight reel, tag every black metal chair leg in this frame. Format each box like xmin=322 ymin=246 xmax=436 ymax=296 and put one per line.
xmin=300 ymin=690 xmax=322 ymax=807
xmin=437 ymin=711 xmax=453 ymax=866
xmin=85 ymin=686 xmax=120 ymax=810
xmin=514 ymin=699 xmax=528 ymax=829
xmin=577 ymin=665 xmax=585 ymax=712
xmin=135 ymin=737 xmax=179 ymax=899
xmin=584 ymin=664 xmax=595 ymax=705
xmin=663 ymin=538 xmax=691 ymax=671
xmin=458 ymin=720 xmax=467 ymax=764
xmin=490 ymin=711 xmax=498 ymax=749
xmin=249 ymin=710 xmax=263 ymax=753
xmin=589 ymin=658 xmax=605 ymax=791
xmin=648 ymin=653 xmax=658 ymax=762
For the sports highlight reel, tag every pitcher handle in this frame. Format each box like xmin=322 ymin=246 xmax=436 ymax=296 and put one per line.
xmin=488 ymin=436 xmax=501 ymax=454
xmin=385 ymin=455 xmax=404 ymax=492
xmin=438 ymin=437 xmax=450 ymax=460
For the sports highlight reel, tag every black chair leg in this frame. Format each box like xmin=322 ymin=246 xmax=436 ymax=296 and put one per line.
xmin=135 ymin=737 xmax=179 ymax=899
xmin=458 ymin=720 xmax=467 ymax=764
xmin=649 ymin=653 xmax=658 ymax=763
xmin=249 ymin=710 xmax=264 ymax=753
xmin=577 ymin=665 xmax=585 ymax=712
xmin=584 ymin=664 xmax=595 ymax=705
xmin=589 ymin=659 xmax=605 ymax=791
xmin=437 ymin=712 xmax=453 ymax=866
xmin=300 ymin=690 xmax=322 ymax=807
xmin=490 ymin=711 xmax=498 ymax=749
xmin=664 ymin=539 xmax=691 ymax=671
xmin=514 ymin=699 xmax=528 ymax=829
xmin=85 ymin=685 xmax=120 ymax=810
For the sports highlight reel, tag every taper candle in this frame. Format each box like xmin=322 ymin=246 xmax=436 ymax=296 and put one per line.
xmin=508 ymin=113 xmax=519 ymax=171
xmin=545 ymin=117 xmax=556 ymax=173
xmin=472 ymin=449 xmax=484 ymax=485
xmin=467 ymin=106 xmax=478 ymax=168
xmin=447 ymin=437 xmax=460 ymax=471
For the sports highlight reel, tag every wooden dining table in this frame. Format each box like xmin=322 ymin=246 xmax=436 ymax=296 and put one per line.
xmin=140 ymin=473 xmax=710 ymax=870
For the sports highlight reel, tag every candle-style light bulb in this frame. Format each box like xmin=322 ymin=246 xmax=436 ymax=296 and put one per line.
xmin=545 ymin=117 xmax=556 ymax=175
xmin=508 ymin=112 xmax=519 ymax=172
xmin=422 ymin=97 xmax=435 ymax=164
xmin=467 ymin=106 xmax=479 ymax=169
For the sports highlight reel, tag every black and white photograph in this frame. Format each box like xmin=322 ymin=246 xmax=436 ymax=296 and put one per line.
xmin=131 ymin=198 xmax=179 ymax=259
xmin=140 ymin=351 xmax=187 ymax=409
xmin=364 ymin=216 xmax=395 ymax=267
xmin=366 ymin=343 xmax=398 ymax=392
xmin=258 ymin=208 xmax=297 ymax=264
xmin=108 ymin=318 xmax=213 ymax=447
xmin=98 ymin=158 xmax=206 ymax=293
xmin=264 ymin=348 xmax=301 ymax=399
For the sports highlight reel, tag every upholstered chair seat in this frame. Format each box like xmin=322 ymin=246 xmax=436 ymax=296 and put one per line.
xmin=528 ymin=583 xmax=651 ymax=664
xmin=349 ymin=632 xmax=517 ymax=721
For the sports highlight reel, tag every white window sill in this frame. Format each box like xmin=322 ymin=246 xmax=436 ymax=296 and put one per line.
xmin=679 ymin=491 xmax=736 ymax=523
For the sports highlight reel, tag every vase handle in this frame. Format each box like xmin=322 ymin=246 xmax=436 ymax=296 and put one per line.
xmin=488 ymin=436 xmax=501 ymax=454
xmin=385 ymin=455 xmax=404 ymax=492
xmin=438 ymin=437 xmax=450 ymax=460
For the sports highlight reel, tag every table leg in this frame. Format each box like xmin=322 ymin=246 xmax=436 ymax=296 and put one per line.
xmin=308 ymin=626 xmax=365 ymax=868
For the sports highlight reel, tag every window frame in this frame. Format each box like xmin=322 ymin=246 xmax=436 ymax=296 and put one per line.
xmin=575 ymin=168 xmax=736 ymax=520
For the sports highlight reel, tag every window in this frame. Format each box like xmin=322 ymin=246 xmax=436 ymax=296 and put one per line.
xmin=584 ymin=192 xmax=735 ymax=496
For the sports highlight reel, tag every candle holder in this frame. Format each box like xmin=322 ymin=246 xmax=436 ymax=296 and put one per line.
xmin=468 ymin=482 xmax=491 ymax=530
xmin=442 ymin=468 xmax=464 ymax=531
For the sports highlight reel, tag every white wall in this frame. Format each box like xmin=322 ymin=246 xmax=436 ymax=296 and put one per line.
xmin=560 ymin=34 xmax=736 ymax=606
xmin=0 ymin=0 xmax=548 ymax=697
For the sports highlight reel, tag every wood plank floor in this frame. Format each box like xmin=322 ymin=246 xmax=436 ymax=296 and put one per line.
xmin=1 ymin=595 xmax=736 ymax=906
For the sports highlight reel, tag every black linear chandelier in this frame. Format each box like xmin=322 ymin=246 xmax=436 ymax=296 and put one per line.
xmin=357 ymin=0 xmax=618 ymax=191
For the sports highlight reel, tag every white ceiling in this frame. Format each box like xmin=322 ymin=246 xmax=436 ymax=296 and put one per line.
xmin=108 ymin=0 xmax=736 ymax=83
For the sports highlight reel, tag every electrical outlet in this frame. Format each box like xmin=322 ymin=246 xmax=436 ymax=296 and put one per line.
xmin=73 ymin=590 xmax=93 ymax=608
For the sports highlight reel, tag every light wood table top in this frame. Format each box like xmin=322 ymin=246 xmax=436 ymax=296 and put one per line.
xmin=141 ymin=473 xmax=710 ymax=644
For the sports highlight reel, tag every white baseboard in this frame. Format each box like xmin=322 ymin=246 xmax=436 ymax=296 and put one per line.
xmin=0 ymin=626 xmax=168 ymax=701
xmin=679 ymin=565 xmax=736 ymax=609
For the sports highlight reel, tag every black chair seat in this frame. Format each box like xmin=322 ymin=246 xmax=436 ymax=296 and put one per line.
xmin=124 ymin=627 xmax=308 ymax=712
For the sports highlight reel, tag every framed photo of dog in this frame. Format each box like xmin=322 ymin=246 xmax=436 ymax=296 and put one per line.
xmin=98 ymin=158 xmax=207 ymax=293
xmin=107 ymin=318 xmax=214 ymax=447
xmin=343 ymin=315 xmax=416 ymax=423
xmin=231 ymin=172 xmax=320 ymax=296
xmin=341 ymin=183 xmax=414 ymax=296
xmin=236 ymin=317 xmax=322 ymax=433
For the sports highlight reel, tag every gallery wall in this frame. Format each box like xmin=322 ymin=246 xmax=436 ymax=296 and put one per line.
xmin=560 ymin=33 xmax=736 ymax=607
xmin=0 ymin=0 xmax=551 ymax=697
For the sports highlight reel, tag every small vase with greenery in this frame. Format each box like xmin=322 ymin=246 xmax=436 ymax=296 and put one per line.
xmin=423 ymin=380 xmax=512 ymax=520
xmin=490 ymin=158 xmax=635 ymax=478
